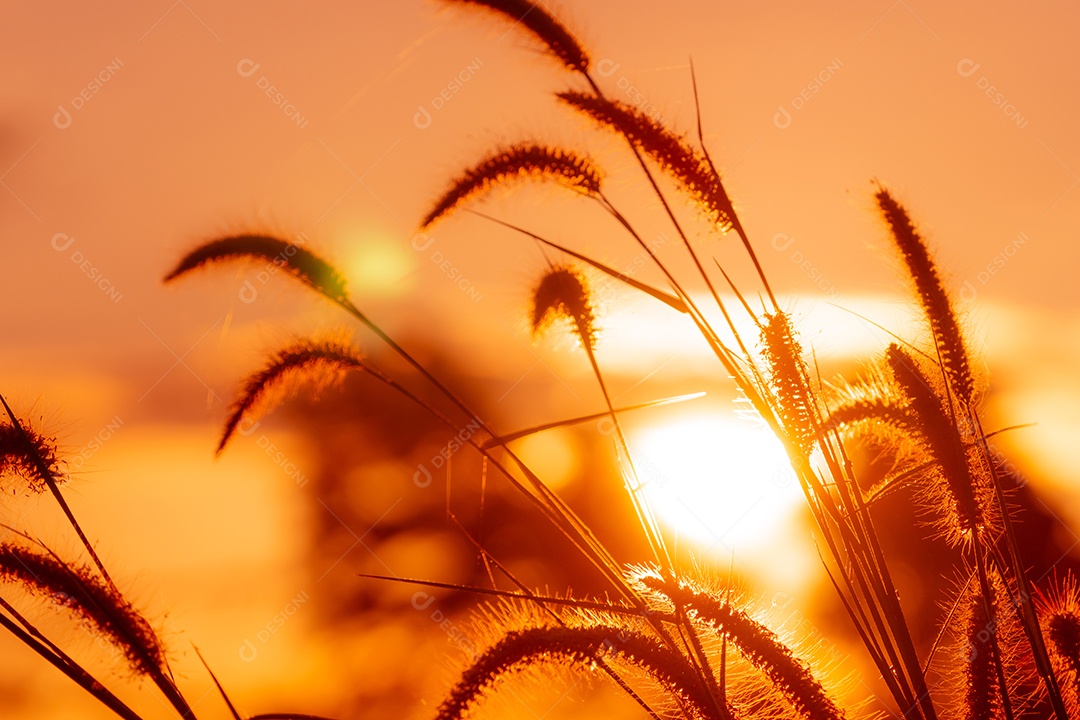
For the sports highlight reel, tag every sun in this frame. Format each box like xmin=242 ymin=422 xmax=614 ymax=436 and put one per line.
xmin=631 ymin=411 xmax=805 ymax=554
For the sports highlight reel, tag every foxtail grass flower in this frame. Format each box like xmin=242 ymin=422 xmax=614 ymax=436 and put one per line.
xmin=422 ymin=144 xmax=602 ymax=228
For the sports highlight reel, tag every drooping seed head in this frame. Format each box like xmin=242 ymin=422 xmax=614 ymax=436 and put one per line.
xmin=218 ymin=338 xmax=367 ymax=453
xmin=558 ymin=92 xmax=737 ymax=233
xmin=639 ymin=574 xmax=846 ymax=720
xmin=437 ymin=624 xmax=717 ymax=720
xmin=164 ymin=234 xmax=349 ymax=303
xmin=443 ymin=0 xmax=590 ymax=73
xmin=422 ymin=144 xmax=602 ymax=228
xmin=0 ymin=543 xmax=166 ymax=678
xmin=531 ymin=265 xmax=596 ymax=350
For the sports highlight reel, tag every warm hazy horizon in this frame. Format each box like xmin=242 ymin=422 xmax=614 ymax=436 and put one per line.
xmin=3 ymin=2 xmax=1080 ymax=718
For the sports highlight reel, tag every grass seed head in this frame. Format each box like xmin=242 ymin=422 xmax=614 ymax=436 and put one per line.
xmin=531 ymin=265 xmax=597 ymax=351
xmin=443 ymin=0 xmax=590 ymax=73
xmin=875 ymin=185 xmax=974 ymax=404
xmin=164 ymin=234 xmax=349 ymax=303
xmin=558 ymin=92 xmax=737 ymax=232
xmin=0 ymin=543 xmax=166 ymax=678
xmin=218 ymin=338 xmax=367 ymax=453
xmin=422 ymin=144 xmax=602 ymax=228
xmin=0 ymin=421 xmax=63 ymax=493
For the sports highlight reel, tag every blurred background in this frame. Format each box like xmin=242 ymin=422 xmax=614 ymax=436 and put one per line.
xmin=2 ymin=0 xmax=1079 ymax=717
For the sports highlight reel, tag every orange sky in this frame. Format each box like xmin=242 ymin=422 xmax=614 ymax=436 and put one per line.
xmin=3 ymin=1 xmax=1080 ymax=717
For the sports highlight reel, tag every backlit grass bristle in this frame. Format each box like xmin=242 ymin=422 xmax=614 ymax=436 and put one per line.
xmin=963 ymin=591 xmax=1000 ymax=720
xmin=1038 ymin=574 xmax=1080 ymax=712
xmin=218 ymin=338 xmax=367 ymax=454
xmin=886 ymin=344 xmax=984 ymax=543
xmin=0 ymin=421 xmax=62 ymax=492
xmin=0 ymin=543 xmax=165 ymax=678
xmin=946 ymin=571 xmax=1039 ymax=720
xmin=558 ymin=91 xmax=736 ymax=232
xmin=641 ymin=575 xmax=846 ymax=720
xmin=422 ymin=144 xmax=602 ymax=228
xmin=824 ymin=397 xmax=912 ymax=438
xmin=442 ymin=0 xmax=589 ymax=73
xmin=875 ymin=186 xmax=974 ymax=404
xmin=531 ymin=265 xmax=597 ymax=350
xmin=436 ymin=625 xmax=716 ymax=720
xmin=164 ymin=234 xmax=349 ymax=303
xmin=761 ymin=312 xmax=815 ymax=453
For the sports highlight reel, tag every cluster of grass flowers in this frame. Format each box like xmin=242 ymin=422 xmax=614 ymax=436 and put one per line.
xmin=5 ymin=2 xmax=1079 ymax=719
xmin=164 ymin=1 xmax=1080 ymax=718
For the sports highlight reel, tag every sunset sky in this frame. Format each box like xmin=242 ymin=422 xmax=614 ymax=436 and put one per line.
xmin=3 ymin=1 xmax=1080 ymax=717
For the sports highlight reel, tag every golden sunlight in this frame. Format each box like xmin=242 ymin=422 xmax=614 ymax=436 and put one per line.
xmin=632 ymin=412 xmax=803 ymax=552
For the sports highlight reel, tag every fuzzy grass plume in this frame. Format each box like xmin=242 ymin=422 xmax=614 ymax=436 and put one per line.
xmin=1039 ymin=574 xmax=1080 ymax=713
xmin=0 ymin=543 xmax=165 ymax=678
xmin=875 ymin=186 xmax=974 ymax=404
xmin=422 ymin=144 xmax=602 ymax=228
xmin=442 ymin=0 xmax=590 ymax=73
xmin=165 ymin=234 xmax=349 ymax=304
xmin=639 ymin=573 xmax=846 ymax=720
xmin=531 ymin=265 xmax=597 ymax=350
xmin=760 ymin=312 xmax=815 ymax=454
xmin=558 ymin=92 xmax=737 ymax=232
xmin=218 ymin=338 xmax=368 ymax=453
xmin=0 ymin=421 xmax=62 ymax=492
xmin=886 ymin=344 xmax=986 ymax=544
xmin=437 ymin=624 xmax=718 ymax=720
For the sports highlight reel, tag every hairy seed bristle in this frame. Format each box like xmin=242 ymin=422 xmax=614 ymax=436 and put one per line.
xmin=218 ymin=339 xmax=367 ymax=453
xmin=643 ymin=576 xmax=845 ymax=720
xmin=761 ymin=312 xmax=815 ymax=452
xmin=823 ymin=398 xmax=914 ymax=438
xmin=422 ymin=145 xmax=602 ymax=228
xmin=558 ymin=92 xmax=736 ymax=232
xmin=444 ymin=0 xmax=589 ymax=73
xmin=437 ymin=625 xmax=717 ymax=720
xmin=1038 ymin=574 xmax=1080 ymax=712
xmin=0 ymin=543 xmax=165 ymax=678
xmin=531 ymin=265 xmax=596 ymax=350
xmin=875 ymin=186 xmax=974 ymax=404
xmin=164 ymin=234 xmax=349 ymax=303
xmin=963 ymin=590 xmax=999 ymax=720
xmin=887 ymin=344 xmax=983 ymax=542
xmin=0 ymin=422 xmax=63 ymax=492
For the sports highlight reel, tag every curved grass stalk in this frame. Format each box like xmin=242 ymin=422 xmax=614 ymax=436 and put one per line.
xmin=530 ymin=265 xmax=672 ymax=571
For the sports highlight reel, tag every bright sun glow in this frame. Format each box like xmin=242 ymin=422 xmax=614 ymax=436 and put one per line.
xmin=632 ymin=412 xmax=804 ymax=553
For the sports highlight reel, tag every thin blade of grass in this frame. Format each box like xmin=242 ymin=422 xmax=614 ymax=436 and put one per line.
xmin=470 ymin=211 xmax=688 ymax=314
xmin=481 ymin=392 xmax=705 ymax=449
